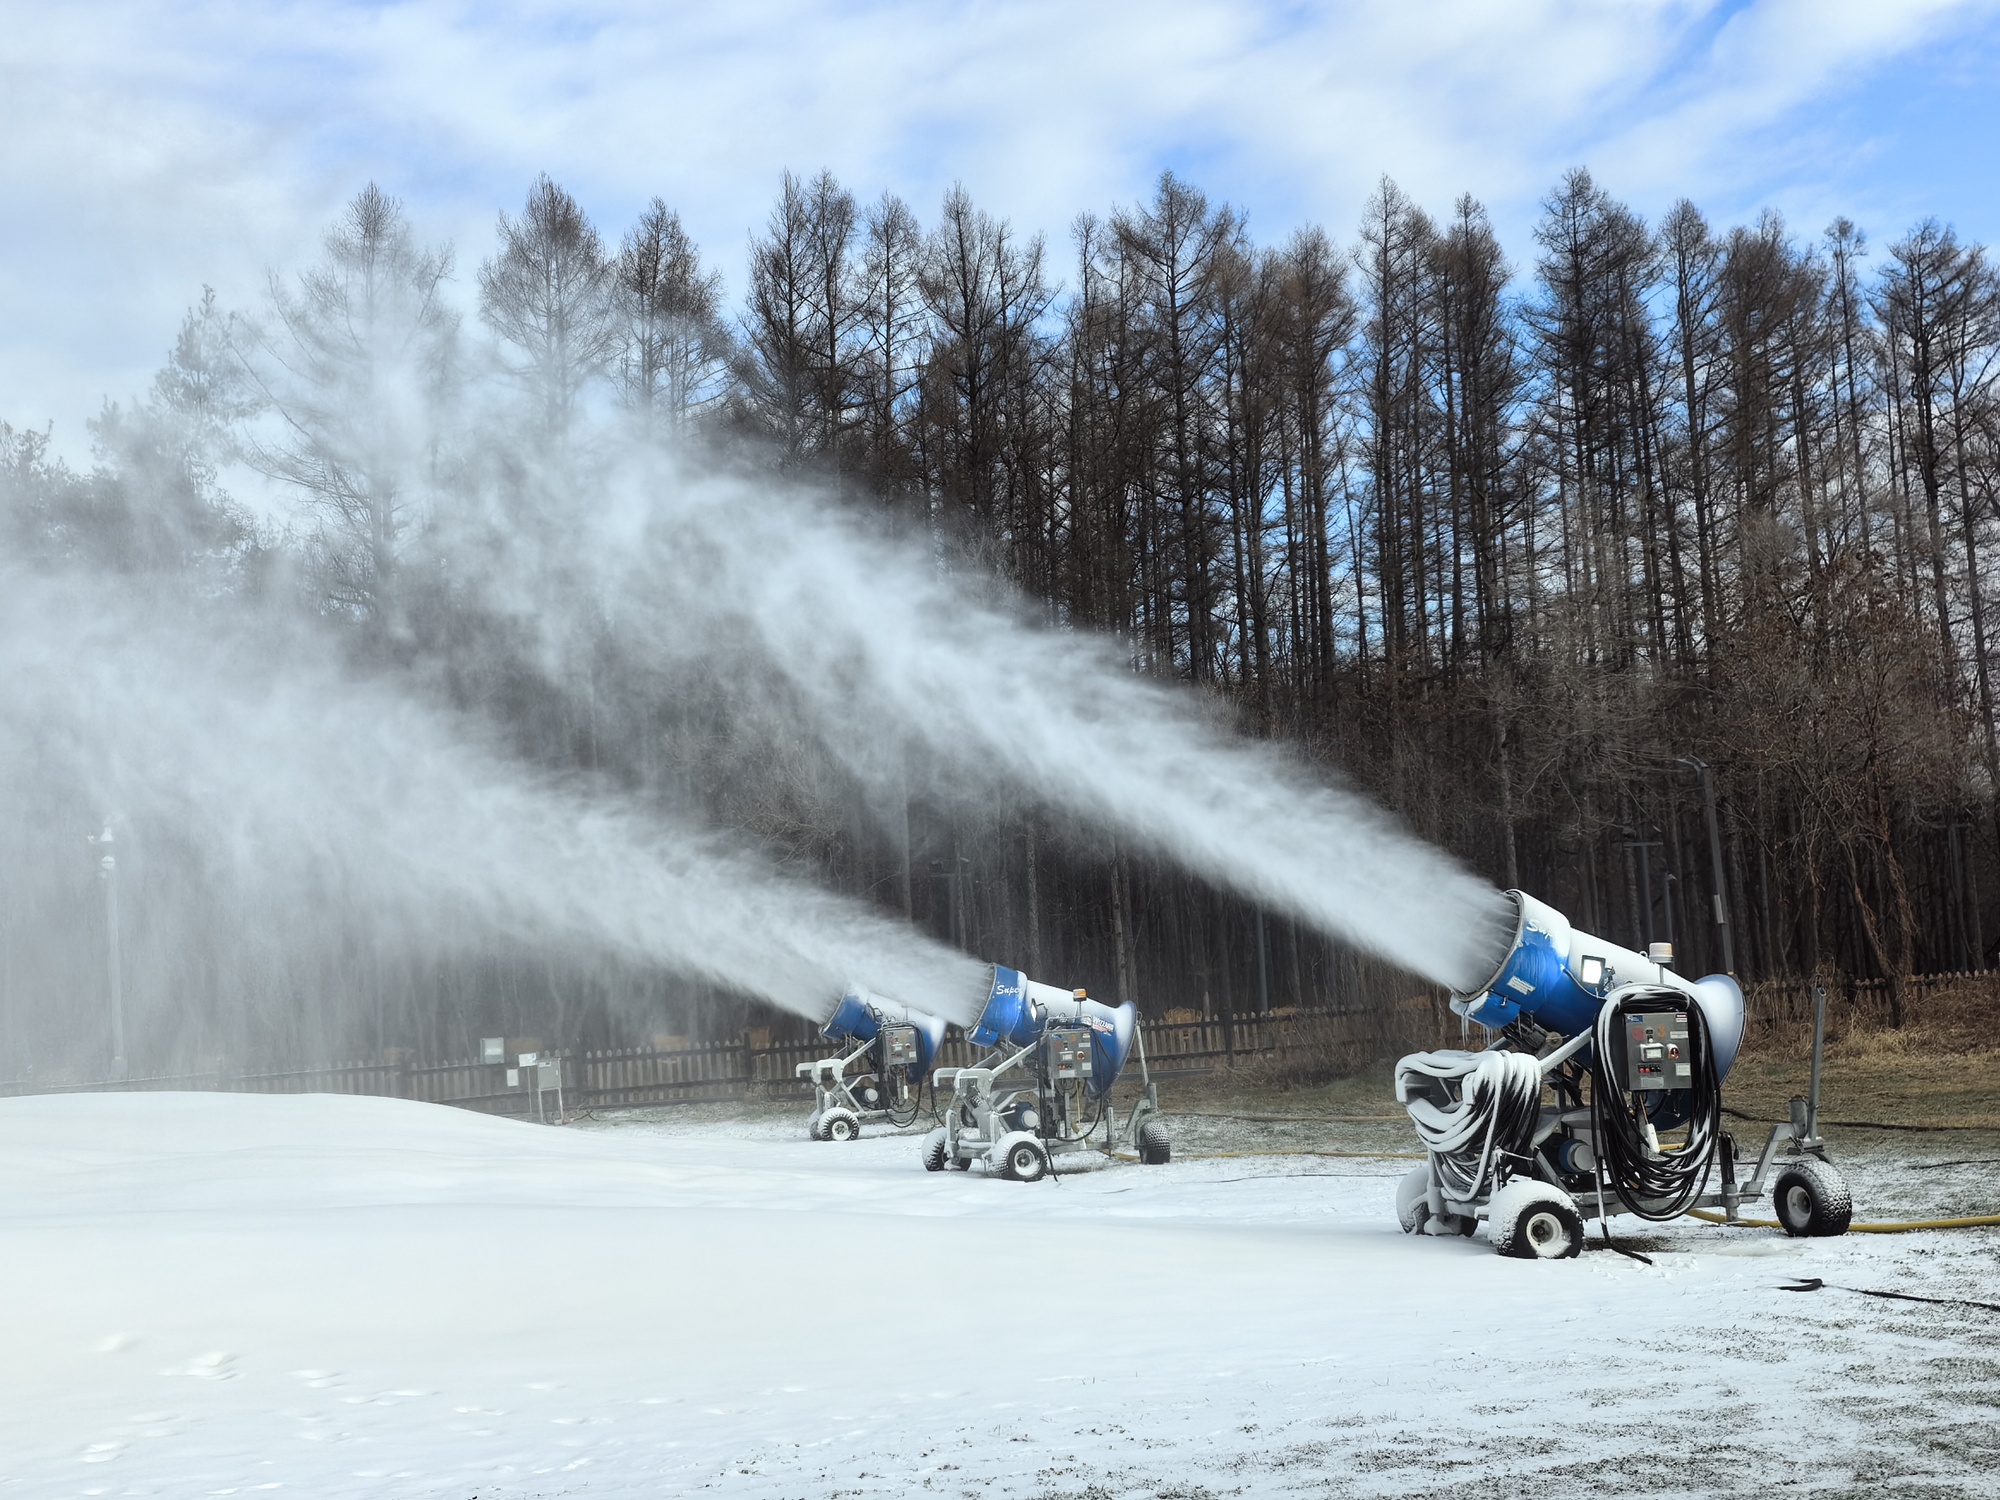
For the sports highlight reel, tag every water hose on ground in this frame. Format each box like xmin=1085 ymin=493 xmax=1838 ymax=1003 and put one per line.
xmin=1690 ymin=1207 xmax=2000 ymax=1233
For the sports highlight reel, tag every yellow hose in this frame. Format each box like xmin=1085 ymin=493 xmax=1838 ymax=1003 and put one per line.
xmin=1176 ymin=1160 xmax=1432 ymax=1168
xmin=1096 ymin=1160 xmax=1424 ymax=1168
xmin=1688 ymin=1207 xmax=2000 ymax=1233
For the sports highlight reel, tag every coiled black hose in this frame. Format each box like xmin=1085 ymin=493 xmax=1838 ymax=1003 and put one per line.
xmin=1589 ymin=991 xmax=1720 ymax=1220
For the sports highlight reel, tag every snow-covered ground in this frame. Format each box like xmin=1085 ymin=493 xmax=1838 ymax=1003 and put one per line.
xmin=2 ymin=1091 xmax=1996 ymax=1498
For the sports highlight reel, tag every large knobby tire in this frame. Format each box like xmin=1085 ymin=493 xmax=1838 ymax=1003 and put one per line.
xmin=1136 ymin=1120 xmax=1172 ymax=1165
xmin=820 ymin=1108 xmax=861 ymax=1143
xmin=807 ymin=1111 xmax=828 ymax=1142
xmin=1396 ymin=1166 xmax=1432 ymax=1234
xmin=1773 ymin=1157 xmax=1853 ymax=1237
xmin=921 ymin=1128 xmax=948 ymax=1172
xmin=1003 ymin=1137 xmax=1049 ymax=1183
xmin=1489 ymin=1180 xmax=1584 ymax=1260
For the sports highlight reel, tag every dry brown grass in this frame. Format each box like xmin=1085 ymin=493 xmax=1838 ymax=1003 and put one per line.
xmin=1727 ymin=976 xmax=2000 ymax=1129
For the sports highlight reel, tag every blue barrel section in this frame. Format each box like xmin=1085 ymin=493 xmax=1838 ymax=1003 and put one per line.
xmin=1463 ymin=917 xmax=1601 ymax=1036
xmin=1077 ymin=998 xmax=1136 ymax=1099
xmin=968 ymin=966 xmax=1041 ymax=1049
xmin=820 ymin=991 xmax=881 ymax=1044
xmin=907 ymin=1008 xmax=947 ymax=1082
xmin=821 ymin=989 xmax=950 ymax=1084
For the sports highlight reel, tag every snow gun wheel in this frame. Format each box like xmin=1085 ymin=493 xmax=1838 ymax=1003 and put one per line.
xmin=807 ymin=1112 xmax=828 ymax=1142
xmin=1773 ymin=1158 xmax=1853 ymax=1237
xmin=1489 ymin=1181 xmax=1584 ymax=1260
xmin=1396 ymin=1166 xmax=1431 ymax=1234
xmin=998 ymin=1133 xmax=1049 ymax=1182
xmin=820 ymin=1108 xmax=861 ymax=1143
xmin=921 ymin=1128 xmax=948 ymax=1172
xmin=1136 ymin=1120 xmax=1172 ymax=1165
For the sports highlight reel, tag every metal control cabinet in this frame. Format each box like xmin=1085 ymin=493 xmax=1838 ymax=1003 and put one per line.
xmin=1622 ymin=1010 xmax=1692 ymax=1092
xmin=1045 ymin=1026 xmax=1093 ymax=1081
xmin=880 ymin=1024 xmax=919 ymax=1070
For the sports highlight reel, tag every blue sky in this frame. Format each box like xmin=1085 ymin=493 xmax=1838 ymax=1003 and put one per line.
xmin=4 ymin=0 xmax=1998 ymax=455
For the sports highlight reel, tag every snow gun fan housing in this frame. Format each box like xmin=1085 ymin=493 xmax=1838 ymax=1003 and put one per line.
xmin=924 ymin=965 xmax=1167 ymax=1180
xmin=1392 ymin=889 xmax=1852 ymax=1259
xmin=1455 ymin=889 xmax=1744 ymax=1074
xmin=966 ymin=966 xmax=1136 ymax=1099
xmin=821 ymin=990 xmax=947 ymax=1080
xmin=799 ymin=989 xmax=948 ymax=1141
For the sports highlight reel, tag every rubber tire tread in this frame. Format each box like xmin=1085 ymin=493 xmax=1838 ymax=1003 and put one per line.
xmin=1488 ymin=1180 xmax=1584 ymax=1259
xmin=921 ymin=1128 xmax=948 ymax=1172
xmin=1773 ymin=1157 xmax=1853 ymax=1237
xmin=1005 ymin=1139 xmax=1049 ymax=1182
xmin=1396 ymin=1166 xmax=1431 ymax=1234
xmin=1137 ymin=1120 xmax=1172 ymax=1165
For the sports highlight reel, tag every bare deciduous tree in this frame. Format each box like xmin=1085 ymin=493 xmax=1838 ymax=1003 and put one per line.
xmin=479 ymin=175 xmax=615 ymax=438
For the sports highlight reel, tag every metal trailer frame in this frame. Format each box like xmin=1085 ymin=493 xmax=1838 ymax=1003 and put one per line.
xmin=1415 ymin=984 xmax=1843 ymax=1242
xmin=932 ymin=1022 xmax=1164 ymax=1179
xmin=797 ymin=1031 xmax=926 ymax=1140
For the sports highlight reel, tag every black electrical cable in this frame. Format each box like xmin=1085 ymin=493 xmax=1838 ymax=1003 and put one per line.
xmin=1779 ymin=1277 xmax=2000 ymax=1315
xmin=1588 ymin=992 xmax=1720 ymax=1221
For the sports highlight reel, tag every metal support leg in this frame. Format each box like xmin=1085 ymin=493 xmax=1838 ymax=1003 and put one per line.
xmin=1805 ymin=984 xmax=1826 ymax=1153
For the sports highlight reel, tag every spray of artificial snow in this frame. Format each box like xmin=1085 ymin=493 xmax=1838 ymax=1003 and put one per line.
xmin=449 ymin=445 xmax=1513 ymax=994
xmin=0 ymin=574 xmax=994 ymax=1046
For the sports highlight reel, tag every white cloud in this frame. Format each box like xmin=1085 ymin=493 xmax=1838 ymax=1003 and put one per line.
xmin=3 ymin=0 xmax=1994 ymax=452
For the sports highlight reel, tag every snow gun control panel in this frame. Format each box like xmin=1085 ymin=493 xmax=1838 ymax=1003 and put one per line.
xmin=1623 ymin=1010 xmax=1692 ymax=1092
xmin=880 ymin=1024 xmax=919 ymax=1070
xmin=1046 ymin=1026 xmax=1093 ymax=1081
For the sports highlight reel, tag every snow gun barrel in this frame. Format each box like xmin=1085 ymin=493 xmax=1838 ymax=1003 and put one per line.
xmin=1454 ymin=889 xmax=1745 ymax=1078
xmin=821 ymin=989 xmax=948 ymax=1083
xmin=966 ymin=965 xmax=1137 ymax=1099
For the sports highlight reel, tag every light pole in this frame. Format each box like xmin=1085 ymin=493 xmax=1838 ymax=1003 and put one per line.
xmin=1255 ymin=908 xmax=1270 ymax=1015
xmin=90 ymin=824 xmax=126 ymax=1079
xmin=1676 ymin=756 xmax=1736 ymax=977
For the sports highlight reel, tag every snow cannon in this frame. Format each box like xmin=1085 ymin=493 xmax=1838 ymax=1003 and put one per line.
xmin=799 ymin=989 xmax=948 ymax=1141
xmin=1394 ymin=888 xmax=1852 ymax=1259
xmin=965 ymin=968 xmax=1137 ymax=1099
xmin=923 ymin=965 xmax=1169 ymax=1181
xmin=1454 ymin=890 xmax=1745 ymax=1076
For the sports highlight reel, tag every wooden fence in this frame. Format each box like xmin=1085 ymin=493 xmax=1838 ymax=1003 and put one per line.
xmin=0 ymin=1005 xmax=1386 ymax=1116
xmin=3 ymin=971 xmax=1988 ymax=1116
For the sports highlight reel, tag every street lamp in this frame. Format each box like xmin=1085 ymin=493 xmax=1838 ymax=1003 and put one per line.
xmin=1676 ymin=757 xmax=1736 ymax=977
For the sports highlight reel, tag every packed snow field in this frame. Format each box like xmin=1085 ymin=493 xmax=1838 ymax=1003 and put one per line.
xmin=2 ymin=1092 xmax=1996 ymax=1499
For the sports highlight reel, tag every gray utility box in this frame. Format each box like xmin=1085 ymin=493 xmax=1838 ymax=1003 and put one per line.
xmin=1621 ymin=1010 xmax=1692 ymax=1092
xmin=1045 ymin=1025 xmax=1093 ymax=1081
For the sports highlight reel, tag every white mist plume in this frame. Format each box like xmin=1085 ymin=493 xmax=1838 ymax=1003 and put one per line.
xmin=457 ymin=444 xmax=1514 ymax=995
xmin=0 ymin=573 xmax=993 ymax=1036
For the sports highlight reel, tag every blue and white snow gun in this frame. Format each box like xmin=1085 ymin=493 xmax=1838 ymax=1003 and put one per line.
xmin=1452 ymin=889 xmax=1744 ymax=1069
xmin=1394 ymin=889 xmax=1850 ymax=1258
xmin=923 ymin=966 xmax=1169 ymax=1179
xmin=800 ymin=988 xmax=947 ymax=1141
